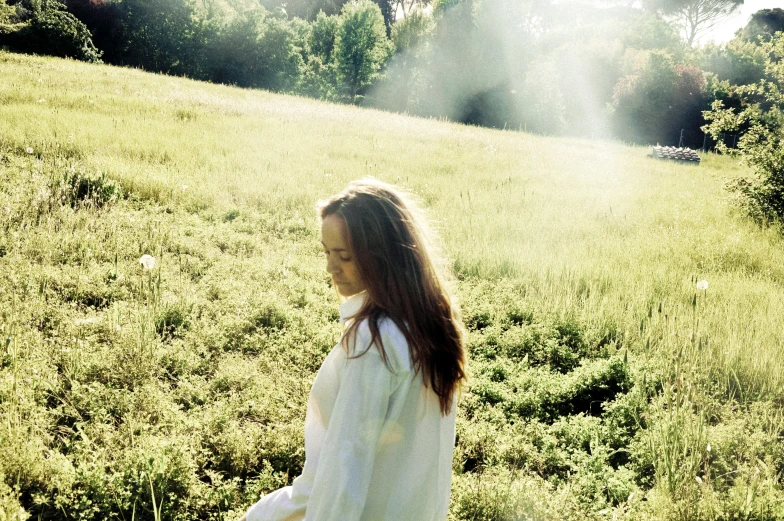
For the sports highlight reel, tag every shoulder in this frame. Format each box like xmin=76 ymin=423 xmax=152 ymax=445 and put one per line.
xmin=350 ymin=316 xmax=412 ymax=374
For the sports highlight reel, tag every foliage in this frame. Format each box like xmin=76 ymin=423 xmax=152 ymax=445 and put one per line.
xmin=696 ymin=37 xmax=768 ymax=87
xmin=0 ymin=0 xmax=100 ymax=62
xmin=299 ymin=11 xmax=340 ymax=99
xmin=622 ymin=12 xmax=684 ymax=53
xmin=738 ymin=8 xmax=784 ymax=43
xmin=370 ymin=7 xmax=433 ymax=112
xmin=109 ymin=0 xmax=211 ymax=76
xmin=335 ymin=0 xmax=391 ymax=101
xmin=610 ymin=51 xmax=709 ymax=146
xmin=703 ymin=34 xmax=784 ymax=224
xmin=260 ymin=0 xmax=350 ymax=20
xmin=391 ymin=6 xmax=433 ymax=53
xmin=0 ymin=0 xmax=15 ymax=24
xmin=309 ymin=10 xmax=339 ymax=63
xmin=205 ymin=8 xmax=307 ymax=91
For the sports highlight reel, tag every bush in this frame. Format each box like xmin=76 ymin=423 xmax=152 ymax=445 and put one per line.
xmin=0 ymin=0 xmax=16 ymax=24
xmin=610 ymin=51 xmax=709 ymax=146
xmin=0 ymin=0 xmax=101 ymax=62
xmin=51 ymin=168 xmax=122 ymax=209
xmin=703 ymin=34 xmax=784 ymax=224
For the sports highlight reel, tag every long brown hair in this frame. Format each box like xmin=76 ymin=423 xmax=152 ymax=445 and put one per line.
xmin=318 ymin=179 xmax=466 ymax=416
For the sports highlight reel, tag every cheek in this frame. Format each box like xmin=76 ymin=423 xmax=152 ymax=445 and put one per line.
xmin=348 ymin=264 xmax=363 ymax=283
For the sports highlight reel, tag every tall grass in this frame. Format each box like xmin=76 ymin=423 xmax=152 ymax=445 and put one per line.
xmin=1 ymin=51 xmax=783 ymax=520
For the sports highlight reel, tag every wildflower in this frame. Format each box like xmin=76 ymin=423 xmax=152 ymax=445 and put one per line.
xmin=707 ymin=443 xmax=711 ymax=453
xmin=139 ymin=254 xmax=156 ymax=270
xmin=38 ymin=99 xmax=45 ymax=103
xmin=26 ymin=147 xmax=34 ymax=154
xmin=695 ymin=476 xmax=703 ymax=484
xmin=181 ymin=184 xmax=188 ymax=192
xmin=696 ymin=280 xmax=708 ymax=291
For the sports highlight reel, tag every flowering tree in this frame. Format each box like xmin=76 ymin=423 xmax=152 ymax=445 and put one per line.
xmin=703 ymin=33 xmax=784 ymax=223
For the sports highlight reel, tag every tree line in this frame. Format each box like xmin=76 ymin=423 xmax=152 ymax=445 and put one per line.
xmin=1 ymin=0 xmax=784 ymax=150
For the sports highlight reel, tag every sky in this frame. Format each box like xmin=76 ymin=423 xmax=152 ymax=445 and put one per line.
xmin=699 ymin=0 xmax=784 ymax=44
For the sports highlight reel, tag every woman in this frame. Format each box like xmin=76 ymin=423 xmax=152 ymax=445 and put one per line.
xmin=242 ymin=179 xmax=466 ymax=521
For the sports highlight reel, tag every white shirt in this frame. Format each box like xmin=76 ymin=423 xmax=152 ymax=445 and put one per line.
xmin=245 ymin=292 xmax=456 ymax=521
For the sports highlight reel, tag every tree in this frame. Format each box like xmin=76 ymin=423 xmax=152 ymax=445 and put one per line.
xmin=703 ymin=34 xmax=784 ymax=223
xmin=644 ymin=0 xmax=744 ymax=46
xmin=610 ymin=51 xmax=709 ymax=145
xmin=369 ymin=7 xmax=433 ymax=112
xmin=207 ymin=8 xmax=306 ymax=91
xmin=738 ymin=8 xmax=784 ymax=42
xmin=111 ymin=0 xmax=211 ymax=76
xmin=259 ymin=0 xmax=351 ymax=20
xmin=393 ymin=0 xmax=431 ymax=19
xmin=697 ymin=38 xmax=767 ymax=86
xmin=335 ymin=0 xmax=391 ymax=101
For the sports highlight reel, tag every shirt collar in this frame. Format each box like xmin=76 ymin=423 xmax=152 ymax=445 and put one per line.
xmin=339 ymin=291 xmax=367 ymax=324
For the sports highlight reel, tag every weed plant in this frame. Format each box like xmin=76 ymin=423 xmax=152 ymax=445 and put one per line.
xmin=0 ymin=51 xmax=783 ymax=520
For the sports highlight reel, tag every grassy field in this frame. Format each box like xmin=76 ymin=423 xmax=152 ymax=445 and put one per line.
xmin=1 ymin=50 xmax=783 ymax=521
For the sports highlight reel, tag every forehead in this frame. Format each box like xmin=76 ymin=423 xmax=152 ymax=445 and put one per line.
xmin=320 ymin=214 xmax=350 ymax=248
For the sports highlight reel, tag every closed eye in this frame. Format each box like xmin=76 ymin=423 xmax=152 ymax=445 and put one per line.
xmin=323 ymin=250 xmax=351 ymax=262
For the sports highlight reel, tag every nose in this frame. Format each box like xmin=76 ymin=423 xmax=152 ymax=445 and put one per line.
xmin=326 ymin=253 xmax=341 ymax=275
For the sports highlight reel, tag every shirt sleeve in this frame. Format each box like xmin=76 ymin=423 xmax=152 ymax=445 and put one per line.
xmin=304 ymin=326 xmax=406 ymax=521
xmin=244 ymin=480 xmax=308 ymax=521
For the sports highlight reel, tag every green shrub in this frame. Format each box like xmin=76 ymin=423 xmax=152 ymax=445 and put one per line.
xmin=0 ymin=478 xmax=28 ymax=521
xmin=1 ymin=1 xmax=101 ymax=62
xmin=155 ymin=302 xmax=190 ymax=341
xmin=25 ymin=7 xmax=101 ymax=62
xmin=703 ymin=34 xmax=784 ymax=224
xmin=51 ymin=168 xmax=122 ymax=209
xmin=0 ymin=0 xmax=16 ymax=25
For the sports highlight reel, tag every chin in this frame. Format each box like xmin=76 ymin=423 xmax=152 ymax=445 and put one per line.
xmin=337 ymin=286 xmax=359 ymax=298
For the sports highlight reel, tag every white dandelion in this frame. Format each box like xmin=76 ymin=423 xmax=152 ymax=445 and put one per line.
xmin=38 ymin=99 xmax=45 ymax=103
xmin=26 ymin=147 xmax=34 ymax=154
xmin=696 ymin=280 xmax=708 ymax=291
xmin=139 ymin=254 xmax=156 ymax=270
xmin=181 ymin=184 xmax=188 ymax=192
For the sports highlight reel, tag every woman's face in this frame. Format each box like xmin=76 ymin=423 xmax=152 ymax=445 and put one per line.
xmin=320 ymin=214 xmax=367 ymax=298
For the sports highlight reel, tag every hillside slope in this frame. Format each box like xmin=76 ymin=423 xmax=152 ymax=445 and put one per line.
xmin=1 ymin=51 xmax=783 ymax=521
